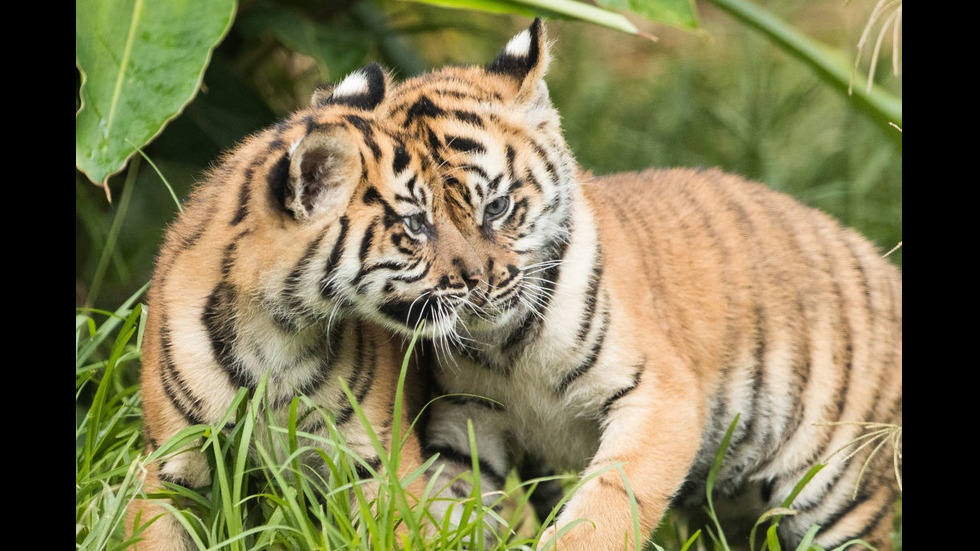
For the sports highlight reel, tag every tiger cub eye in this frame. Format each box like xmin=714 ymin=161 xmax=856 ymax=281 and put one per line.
xmin=404 ymin=213 xmax=427 ymax=234
xmin=484 ymin=196 xmax=509 ymax=220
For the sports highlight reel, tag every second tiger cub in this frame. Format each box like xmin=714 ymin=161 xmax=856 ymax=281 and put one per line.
xmin=369 ymin=19 xmax=902 ymax=550
xmin=128 ymin=65 xmax=434 ymax=550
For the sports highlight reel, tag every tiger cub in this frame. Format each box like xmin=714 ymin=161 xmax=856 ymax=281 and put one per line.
xmin=368 ymin=20 xmax=902 ymax=550
xmin=127 ymin=64 xmax=437 ymax=550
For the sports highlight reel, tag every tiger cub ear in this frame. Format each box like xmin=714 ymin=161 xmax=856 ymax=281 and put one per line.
xmin=486 ymin=18 xmax=550 ymax=103
xmin=285 ymin=125 xmax=362 ymax=222
xmin=310 ymin=63 xmax=390 ymax=109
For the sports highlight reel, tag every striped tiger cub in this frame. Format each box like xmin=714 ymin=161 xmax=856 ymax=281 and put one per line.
xmin=127 ymin=64 xmax=435 ymax=550
xmin=373 ymin=20 xmax=902 ymax=550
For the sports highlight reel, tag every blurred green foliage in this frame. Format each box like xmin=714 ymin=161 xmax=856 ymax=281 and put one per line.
xmin=75 ymin=0 xmax=901 ymax=310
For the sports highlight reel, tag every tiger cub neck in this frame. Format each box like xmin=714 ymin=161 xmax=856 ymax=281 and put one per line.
xmin=432 ymin=183 xmax=641 ymax=468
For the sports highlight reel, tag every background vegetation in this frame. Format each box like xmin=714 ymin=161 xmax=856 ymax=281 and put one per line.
xmin=76 ymin=0 xmax=901 ymax=549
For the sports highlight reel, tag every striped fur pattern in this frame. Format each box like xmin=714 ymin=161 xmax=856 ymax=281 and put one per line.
xmin=127 ymin=64 xmax=434 ymax=550
xmin=379 ymin=20 xmax=902 ymax=550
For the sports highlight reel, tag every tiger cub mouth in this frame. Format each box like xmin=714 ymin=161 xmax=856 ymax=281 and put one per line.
xmin=372 ymin=266 xmax=535 ymax=339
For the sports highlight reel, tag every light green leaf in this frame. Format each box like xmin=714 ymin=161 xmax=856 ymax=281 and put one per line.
xmin=595 ymin=0 xmax=698 ymax=29
xmin=75 ymin=0 xmax=237 ymax=187
xmin=403 ymin=0 xmax=645 ymax=36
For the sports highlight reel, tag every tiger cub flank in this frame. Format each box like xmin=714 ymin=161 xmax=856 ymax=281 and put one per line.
xmin=371 ymin=19 xmax=902 ymax=550
xmin=127 ymin=65 xmax=437 ymax=550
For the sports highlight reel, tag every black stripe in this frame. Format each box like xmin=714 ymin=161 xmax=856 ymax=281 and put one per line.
xmin=362 ymin=186 xmax=402 ymax=228
xmin=201 ymin=281 xmax=255 ymax=392
xmin=518 ymin=455 xmax=563 ymax=522
xmin=575 ymin=252 xmax=604 ymax=342
xmin=354 ymin=455 xmax=384 ymax=480
xmin=427 ymin=129 xmax=443 ymax=161
xmin=500 ymin=214 xmax=572 ymax=353
xmin=404 ymin=95 xmax=445 ymax=127
xmin=288 ymin=341 xmax=334 ymax=405
xmin=598 ymin=476 xmax=642 ymax=508
xmin=158 ymin=315 xmax=208 ymax=426
xmin=158 ymin=472 xmax=198 ymax=490
xmin=391 ymin=260 xmax=430 ymax=283
xmin=812 ymin=227 xmax=856 ymax=463
xmin=343 ymin=115 xmax=381 ymax=160
xmin=351 ymin=325 xmax=378 ymax=406
xmin=378 ymin=296 xmax=441 ymax=327
xmin=424 ymin=443 xmax=507 ymax=488
xmin=274 ymin=230 xmax=328 ymax=331
xmin=267 ymin=152 xmax=291 ymax=215
xmin=334 ymin=325 xmax=367 ymax=427
xmin=813 ymin=483 xmax=890 ymax=548
xmin=556 ymin=303 xmax=609 ymax=395
xmin=393 ymin=145 xmax=410 ymax=174
xmin=231 ymin=175 xmax=251 ymax=226
xmin=320 ymin=216 xmax=349 ymax=298
xmin=506 ymin=146 xmax=518 ymax=183
xmin=442 ymin=393 xmax=505 ymax=412
xmin=445 ymin=135 xmax=486 ymax=155
xmin=452 ymin=110 xmax=484 ymax=127
xmin=358 ymin=221 xmax=376 ymax=265
xmin=601 ymin=359 xmax=644 ymax=419
xmin=231 ymin=147 xmax=277 ymax=226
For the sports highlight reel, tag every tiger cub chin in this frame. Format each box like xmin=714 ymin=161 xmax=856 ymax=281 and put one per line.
xmin=368 ymin=20 xmax=901 ymax=550
xmin=127 ymin=64 xmax=439 ymax=550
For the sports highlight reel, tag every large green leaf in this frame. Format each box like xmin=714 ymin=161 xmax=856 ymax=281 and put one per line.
xmin=76 ymin=0 xmax=237 ymax=188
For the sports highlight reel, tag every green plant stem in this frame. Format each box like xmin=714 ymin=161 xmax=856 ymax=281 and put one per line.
xmin=86 ymin=156 xmax=140 ymax=308
xmin=703 ymin=0 xmax=901 ymax=143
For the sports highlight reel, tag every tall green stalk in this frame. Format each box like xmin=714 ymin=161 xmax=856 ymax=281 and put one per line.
xmin=703 ymin=0 xmax=902 ymax=143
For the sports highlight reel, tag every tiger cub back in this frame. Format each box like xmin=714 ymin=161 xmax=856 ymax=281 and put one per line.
xmin=366 ymin=20 xmax=901 ymax=550
xmin=128 ymin=64 xmax=436 ymax=550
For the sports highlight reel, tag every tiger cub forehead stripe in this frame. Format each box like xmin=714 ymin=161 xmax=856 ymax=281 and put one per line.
xmin=403 ymin=96 xmax=446 ymax=127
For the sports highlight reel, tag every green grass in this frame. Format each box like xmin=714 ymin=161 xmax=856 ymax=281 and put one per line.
xmin=76 ymin=300 xmax=901 ymax=551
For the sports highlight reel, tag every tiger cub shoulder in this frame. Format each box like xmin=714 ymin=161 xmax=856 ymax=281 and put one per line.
xmin=129 ymin=64 xmax=432 ymax=551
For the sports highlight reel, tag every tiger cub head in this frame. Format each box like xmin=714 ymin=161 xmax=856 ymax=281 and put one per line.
xmin=222 ymin=63 xmax=455 ymax=333
xmin=361 ymin=19 xmax=577 ymax=341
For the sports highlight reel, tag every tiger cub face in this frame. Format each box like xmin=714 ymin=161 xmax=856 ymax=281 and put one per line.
xmin=363 ymin=20 xmax=578 ymax=342
xmin=248 ymin=64 xmax=451 ymax=333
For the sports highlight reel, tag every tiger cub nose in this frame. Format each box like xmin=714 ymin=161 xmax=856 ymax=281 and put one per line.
xmin=453 ymin=256 xmax=485 ymax=295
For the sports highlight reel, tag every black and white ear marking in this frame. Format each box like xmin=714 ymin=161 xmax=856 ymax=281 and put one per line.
xmin=310 ymin=63 xmax=389 ymax=110
xmin=487 ymin=18 xmax=547 ymax=83
xmin=285 ymin=125 xmax=362 ymax=221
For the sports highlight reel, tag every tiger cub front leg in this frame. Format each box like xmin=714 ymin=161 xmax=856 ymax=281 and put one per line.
xmin=422 ymin=398 xmax=511 ymax=542
xmin=126 ymin=338 xmax=211 ymax=551
xmin=542 ymin=367 xmax=704 ymax=551
xmin=126 ymin=450 xmax=205 ymax=551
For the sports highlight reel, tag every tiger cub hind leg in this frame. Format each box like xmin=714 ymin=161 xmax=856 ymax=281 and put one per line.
xmin=126 ymin=63 xmax=435 ymax=549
